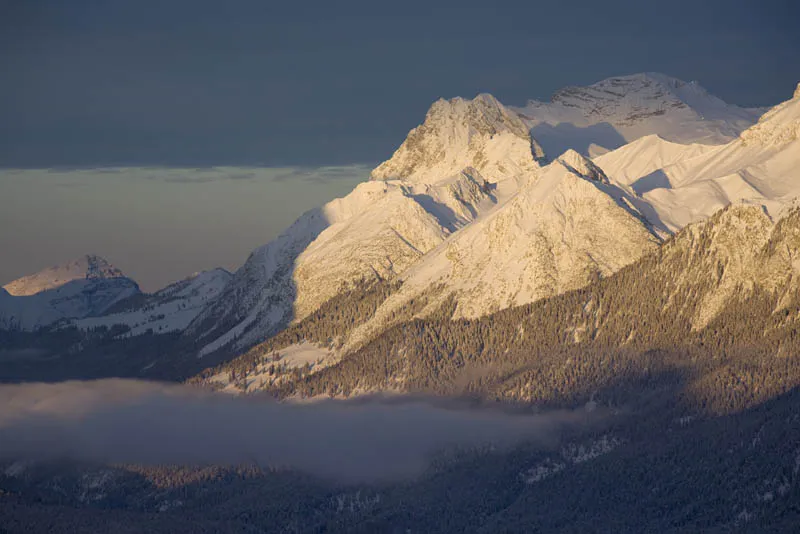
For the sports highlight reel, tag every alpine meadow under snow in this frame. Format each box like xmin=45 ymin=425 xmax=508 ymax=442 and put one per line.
xmin=3 ymin=72 xmax=800 ymax=532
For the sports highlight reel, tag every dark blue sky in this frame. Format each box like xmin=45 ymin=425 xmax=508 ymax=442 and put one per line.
xmin=2 ymin=0 xmax=798 ymax=168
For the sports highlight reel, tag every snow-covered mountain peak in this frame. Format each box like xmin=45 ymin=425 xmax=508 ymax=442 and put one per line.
xmin=547 ymin=72 xmax=734 ymax=121
xmin=557 ymin=149 xmax=609 ymax=184
xmin=425 ymin=93 xmax=529 ymax=138
xmin=3 ymin=255 xmax=127 ymax=296
xmin=515 ymin=73 xmax=762 ymax=157
xmin=551 ymin=72 xmax=682 ymax=103
xmin=371 ymin=93 xmax=543 ymax=185
xmin=0 ymin=256 xmax=140 ymax=331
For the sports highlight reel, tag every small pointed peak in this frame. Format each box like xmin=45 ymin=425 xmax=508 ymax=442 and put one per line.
xmin=209 ymin=267 xmax=233 ymax=277
xmin=472 ymin=93 xmax=501 ymax=106
xmin=794 ymin=82 xmax=800 ymax=100
xmin=557 ymin=150 xmax=609 ymax=184
xmin=192 ymin=267 xmax=234 ymax=282
xmin=82 ymin=254 xmax=125 ymax=280
xmin=371 ymin=91 xmax=535 ymax=183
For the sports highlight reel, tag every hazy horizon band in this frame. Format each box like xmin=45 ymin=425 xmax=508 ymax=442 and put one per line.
xmin=0 ymin=165 xmax=370 ymax=291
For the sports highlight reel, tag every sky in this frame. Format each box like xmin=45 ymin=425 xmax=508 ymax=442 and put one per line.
xmin=1 ymin=0 xmax=798 ymax=288
xmin=0 ymin=167 xmax=367 ymax=290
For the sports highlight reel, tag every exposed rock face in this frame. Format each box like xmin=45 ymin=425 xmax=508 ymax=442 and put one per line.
xmin=371 ymin=93 xmax=543 ymax=184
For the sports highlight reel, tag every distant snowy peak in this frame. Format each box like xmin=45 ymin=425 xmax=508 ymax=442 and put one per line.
xmin=514 ymin=73 xmax=763 ymax=157
xmin=0 ymin=256 xmax=140 ymax=331
xmin=3 ymin=255 xmax=127 ymax=296
xmin=371 ymin=93 xmax=543 ymax=185
xmin=529 ymin=72 xmax=758 ymax=126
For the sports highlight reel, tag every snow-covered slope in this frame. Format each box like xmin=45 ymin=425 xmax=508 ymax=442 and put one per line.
xmin=187 ymin=167 xmax=502 ymax=356
xmin=593 ymin=134 xmax=716 ymax=190
xmin=598 ymin=83 xmax=800 ymax=232
xmin=0 ymin=256 xmax=140 ymax=330
xmin=186 ymin=92 xmax=565 ymax=357
xmin=75 ymin=268 xmax=231 ymax=336
xmin=514 ymin=72 xmax=763 ymax=158
xmin=184 ymin=75 xmax=779 ymax=358
xmin=342 ymin=152 xmax=661 ymax=350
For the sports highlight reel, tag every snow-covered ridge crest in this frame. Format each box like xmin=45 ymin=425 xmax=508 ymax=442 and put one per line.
xmin=596 ymin=83 xmax=800 ymax=233
xmin=186 ymin=74 xmax=781 ymax=357
xmin=739 ymin=84 xmax=800 ymax=146
xmin=557 ymin=149 xmax=609 ymax=183
xmin=188 ymin=167 xmax=501 ymax=356
xmin=340 ymin=153 xmax=660 ymax=352
xmin=371 ymin=93 xmax=543 ymax=185
xmin=76 ymin=268 xmax=232 ymax=337
xmin=593 ymin=134 xmax=716 ymax=190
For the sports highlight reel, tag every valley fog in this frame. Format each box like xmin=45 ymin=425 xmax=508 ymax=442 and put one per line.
xmin=0 ymin=379 xmax=590 ymax=482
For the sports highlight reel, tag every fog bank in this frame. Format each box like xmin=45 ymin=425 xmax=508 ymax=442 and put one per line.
xmin=0 ymin=380 xmax=591 ymax=482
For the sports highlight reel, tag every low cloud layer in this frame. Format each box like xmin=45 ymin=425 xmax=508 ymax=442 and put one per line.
xmin=0 ymin=380 xmax=591 ymax=482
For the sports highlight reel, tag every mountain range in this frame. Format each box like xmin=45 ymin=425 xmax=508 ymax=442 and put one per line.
xmin=2 ymin=73 xmax=798 ymax=371
xmin=3 ymin=72 xmax=800 ymax=532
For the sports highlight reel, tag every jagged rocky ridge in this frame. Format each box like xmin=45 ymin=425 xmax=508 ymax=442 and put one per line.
xmin=184 ymin=73 xmax=773 ymax=359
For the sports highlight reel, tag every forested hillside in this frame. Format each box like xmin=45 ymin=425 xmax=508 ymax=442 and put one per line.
xmin=206 ymin=205 xmax=800 ymax=418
